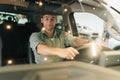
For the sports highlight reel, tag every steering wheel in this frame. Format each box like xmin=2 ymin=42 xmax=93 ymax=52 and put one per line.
xmin=73 ymin=43 xmax=102 ymax=64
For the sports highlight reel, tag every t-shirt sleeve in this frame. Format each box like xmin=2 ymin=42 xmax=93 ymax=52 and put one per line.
xmin=64 ymin=32 xmax=76 ymax=47
xmin=29 ymin=32 xmax=44 ymax=51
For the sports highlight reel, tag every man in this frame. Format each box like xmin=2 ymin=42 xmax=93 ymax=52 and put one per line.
xmin=29 ymin=12 xmax=89 ymax=64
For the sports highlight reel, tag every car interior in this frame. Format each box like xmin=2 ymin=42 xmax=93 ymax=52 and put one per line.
xmin=0 ymin=0 xmax=120 ymax=80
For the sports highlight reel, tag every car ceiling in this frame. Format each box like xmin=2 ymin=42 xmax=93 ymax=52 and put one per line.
xmin=0 ymin=0 xmax=76 ymax=15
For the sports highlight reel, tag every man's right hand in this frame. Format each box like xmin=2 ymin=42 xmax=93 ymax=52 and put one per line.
xmin=56 ymin=47 xmax=79 ymax=60
xmin=37 ymin=44 xmax=79 ymax=60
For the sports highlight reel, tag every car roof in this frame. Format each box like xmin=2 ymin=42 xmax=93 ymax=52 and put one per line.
xmin=0 ymin=0 xmax=75 ymax=15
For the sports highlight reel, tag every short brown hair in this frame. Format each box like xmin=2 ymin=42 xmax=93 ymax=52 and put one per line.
xmin=41 ymin=11 xmax=57 ymax=18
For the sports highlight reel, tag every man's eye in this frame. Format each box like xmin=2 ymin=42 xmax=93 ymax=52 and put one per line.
xmin=51 ymin=19 xmax=54 ymax=21
xmin=45 ymin=18 xmax=54 ymax=21
xmin=46 ymin=19 xmax=49 ymax=20
xmin=44 ymin=18 xmax=48 ymax=20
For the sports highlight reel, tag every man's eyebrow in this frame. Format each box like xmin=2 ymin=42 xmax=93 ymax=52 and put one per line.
xmin=43 ymin=15 xmax=56 ymax=18
xmin=52 ymin=16 xmax=56 ymax=18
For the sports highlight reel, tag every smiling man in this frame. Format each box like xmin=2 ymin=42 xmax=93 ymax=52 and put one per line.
xmin=29 ymin=12 xmax=89 ymax=64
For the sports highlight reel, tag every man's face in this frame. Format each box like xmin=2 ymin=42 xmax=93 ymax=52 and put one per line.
xmin=41 ymin=14 xmax=57 ymax=31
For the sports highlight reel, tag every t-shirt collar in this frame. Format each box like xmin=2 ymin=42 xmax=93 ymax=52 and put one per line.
xmin=41 ymin=29 xmax=58 ymax=38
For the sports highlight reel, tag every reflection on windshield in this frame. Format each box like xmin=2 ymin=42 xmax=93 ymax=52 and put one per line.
xmin=0 ymin=12 xmax=28 ymax=25
xmin=0 ymin=12 xmax=18 ymax=24
xmin=104 ymin=0 xmax=120 ymax=12
xmin=17 ymin=14 xmax=28 ymax=24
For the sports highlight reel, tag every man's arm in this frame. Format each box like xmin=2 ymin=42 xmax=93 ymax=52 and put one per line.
xmin=36 ymin=44 xmax=79 ymax=60
xmin=73 ymin=37 xmax=89 ymax=47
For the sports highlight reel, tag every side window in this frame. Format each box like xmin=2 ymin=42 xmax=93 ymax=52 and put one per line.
xmin=56 ymin=15 xmax=63 ymax=30
xmin=57 ymin=15 xmax=63 ymax=24
xmin=73 ymin=12 xmax=105 ymax=44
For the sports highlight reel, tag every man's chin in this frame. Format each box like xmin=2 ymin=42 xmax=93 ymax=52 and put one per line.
xmin=46 ymin=27 xmax=54 ymax=30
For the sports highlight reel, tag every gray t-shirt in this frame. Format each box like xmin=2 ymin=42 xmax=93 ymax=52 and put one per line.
xmin=29 ymin=29 xmax=75 ymax=64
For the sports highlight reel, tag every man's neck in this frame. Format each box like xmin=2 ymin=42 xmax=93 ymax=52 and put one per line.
xmin=45 ymin=29 xmax=54 ymax=37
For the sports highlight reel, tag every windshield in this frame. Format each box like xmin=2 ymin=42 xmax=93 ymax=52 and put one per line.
xmin=0 ymin=1 xmax=120 ymax=80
